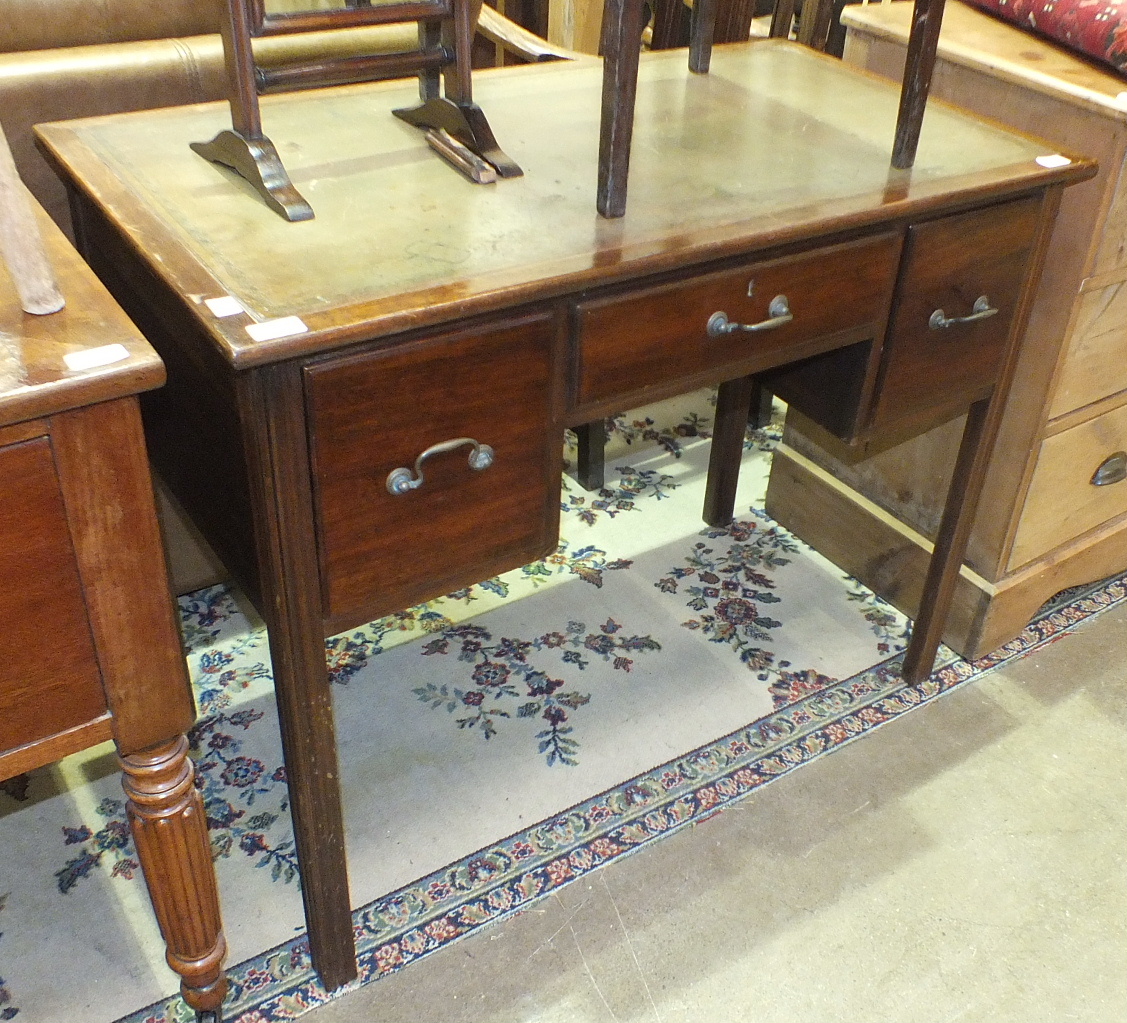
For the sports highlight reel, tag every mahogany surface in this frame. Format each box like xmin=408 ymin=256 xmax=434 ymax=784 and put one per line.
xmin=0 ymin=205 xmax=227 ymax=1016
xmin=306 ymin=310 xmax=563 ymax=633
xmin=0 ymin=430 xmax=105 ymax=754
xmin=36 ymin=42 xmax=1093 ymax=992
xmin=870 ymin=194 xmax=1041 ymax=437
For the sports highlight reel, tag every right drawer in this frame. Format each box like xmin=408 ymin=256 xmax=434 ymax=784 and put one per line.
xmin=869 ymin=196 xmax=1043 ymax=435
xmin=1009 ymin=400 xmax=1127 ymax=568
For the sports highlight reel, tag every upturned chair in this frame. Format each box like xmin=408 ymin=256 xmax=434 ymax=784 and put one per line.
xmin=193 ymin=0 xmax=532 ymax=220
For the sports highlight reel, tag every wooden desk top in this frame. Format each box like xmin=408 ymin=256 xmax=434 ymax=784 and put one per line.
xmin=0 ymin=206 xmax=163 ymax=428
xmin=37 ymin=40 xmax=1092 ymax=368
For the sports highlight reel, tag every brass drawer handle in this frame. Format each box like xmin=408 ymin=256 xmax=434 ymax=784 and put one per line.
xmin=1091 ymin=451 xmax=1127 ymax=487
xmin=929 ymin=295 xmax=998 ymax=330
xmin=386 ymin=437 xmax=495 ymax=495
xmin=707 ymin=295 xmax=793 ymax=337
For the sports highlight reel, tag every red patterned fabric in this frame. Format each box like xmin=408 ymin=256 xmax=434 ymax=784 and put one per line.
xmin=963 ymin=0 xmax=1127 ymax=76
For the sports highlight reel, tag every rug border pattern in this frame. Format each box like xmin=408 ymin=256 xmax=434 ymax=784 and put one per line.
xmin=123 ymin=573 xmax=1126 ymax=1023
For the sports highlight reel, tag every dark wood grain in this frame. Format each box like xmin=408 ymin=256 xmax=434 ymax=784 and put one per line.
xmin=868 ymin=196 xmax=1041 ymax=437
xmin=575 ymin=233 xmax=901 ymax=409
xmin=0 ymin=430 xmax=105 ymax=755
xmin=239 ymin=362 xmax=357 ymax=991
xmin=306 ymin=310 xmax=563 ymax=634
xmin=688 ymin=0 xmax=720 ymax=73
xmin=900 ymin=396 xmax=989 ymax=681
xmin=574 ymin=420 xmax=606 ymax=491
xmin=892 ymin=0 xmax=947 ymax=169
xmin=703 ymin=374 xmax=757 ymax=526
xmin=761 ymin=339 xmax=875 ymax=443
xmin=899 ymin=186 xmax=1063 ymax=682
xmin=597 ymin=0 xmax=646 ymax=217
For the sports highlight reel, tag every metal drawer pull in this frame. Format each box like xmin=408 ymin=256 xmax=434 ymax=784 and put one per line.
xmin=707 ymin=295 xmax=793 ymax=338
xmin=386 ymin=437 xmax=495 ymax=495
xmin=1091 ymin=451 xmax=1127 ymax=487
xmin=929 ymin=295 xmax=998 ymax=330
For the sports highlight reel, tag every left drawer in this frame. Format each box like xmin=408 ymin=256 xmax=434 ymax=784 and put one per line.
xmin=305 ymin=310 xmax=562 ymax=632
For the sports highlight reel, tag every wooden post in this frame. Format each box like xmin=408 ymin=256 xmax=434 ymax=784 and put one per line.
xmin=891 ymin=0 xmax=947 ymax=169
xmin=0 ymin=122 xmax=64 ymax=315
xmin=597 ymin=0 xmax=646 ymax=217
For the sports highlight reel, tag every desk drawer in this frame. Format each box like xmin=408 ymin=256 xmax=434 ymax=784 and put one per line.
xmin=1009 ymin=400 xmax=1127 ymax=568
xmin=0 ymin=432 xmax=106 ymax=755
xmin=306 ymin=311 xmax=561 ymax=632
xmin=869 ymin=197 xmax=1042 ymax=434
xmin=575 ymin=234 xmax=901 ymax=408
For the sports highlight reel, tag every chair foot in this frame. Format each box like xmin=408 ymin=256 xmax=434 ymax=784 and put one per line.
xmin=191 ymin=129 xmax=314 ymax=222
xmin=394 ymin=98 xmax=522 ymax=178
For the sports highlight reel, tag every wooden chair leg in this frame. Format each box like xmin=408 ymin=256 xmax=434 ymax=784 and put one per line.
xmin=574 ymin=420 xmax=606 ymax=491
xmin=598 ymin=0 xmax=647 ymax=216
xmin=892 ymin=0 xmax=947 ymax=169
xmin=689 ymin=0 xmax=718 ymax=71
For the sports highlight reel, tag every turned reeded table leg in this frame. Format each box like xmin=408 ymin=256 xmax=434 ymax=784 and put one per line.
xmin=48 ymin=399 xmax=231 ymax=1019
xmin=122 ymin=737 xmax=228 ymax=1020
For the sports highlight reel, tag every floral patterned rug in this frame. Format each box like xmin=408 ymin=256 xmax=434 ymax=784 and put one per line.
xmin=0 ymin=390 xmax=1123 ymax=1023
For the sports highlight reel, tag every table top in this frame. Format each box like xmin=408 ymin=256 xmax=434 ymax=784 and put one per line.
xmin=37 ymin=40 xmax=1093 ymax=368
xmin=842 ymin=1 xmax=1127 ymax=121
xmin=0 ymin=205 xmax=163 ymax=428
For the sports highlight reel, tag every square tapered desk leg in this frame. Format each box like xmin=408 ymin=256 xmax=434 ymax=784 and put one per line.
xmin=239 ymin=364 xmax=358 ymax=990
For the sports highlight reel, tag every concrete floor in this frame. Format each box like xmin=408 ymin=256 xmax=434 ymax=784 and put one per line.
xmin=302 ymin=602 xmax=1127 ymax=1023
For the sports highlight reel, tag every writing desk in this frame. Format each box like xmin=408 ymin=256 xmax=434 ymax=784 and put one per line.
xmin=0 ymin=203 xmax=226 ymax=1019
xmin=37 ymin=40 xmax=1093 ymax=992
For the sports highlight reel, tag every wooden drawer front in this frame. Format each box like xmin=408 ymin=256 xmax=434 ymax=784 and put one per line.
xmin=869 ymin=197 xmax=1042 ymax=434
xmin=0 ymin=436 xmax=105 ymax=755
xmin=1048 ymin=277 xmax=1127 ymax=419
xmin=1010 ymin=401 xmax=1127 ymax=568
xmin=306 ymin=312 xmax=561 ymax=631
xmin=575 ymin=233 xmax=901 ymax=407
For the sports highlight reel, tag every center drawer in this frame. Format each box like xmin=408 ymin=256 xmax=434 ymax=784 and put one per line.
xmin=305 ymin=310 xmax=562 ymax=633
xmin=574 ymin=232 xmax=902 ymax=409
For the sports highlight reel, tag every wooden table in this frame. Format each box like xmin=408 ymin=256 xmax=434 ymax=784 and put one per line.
xmin=0 ymin=205 xmax=226 ymax=1018
xmin=36 ymin=40 xmax=1093 ymax=991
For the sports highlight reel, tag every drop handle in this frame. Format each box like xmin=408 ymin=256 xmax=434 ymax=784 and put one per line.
xmin=929 ymin=295 xmax=998 ymax=330
xmin=1091 ymin=451 xmax=1127 ymax=487
xmin=386 ymin=437 xmax=494 ymax=495
xmin=707 ymin=295 xmax=793 ymax=338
